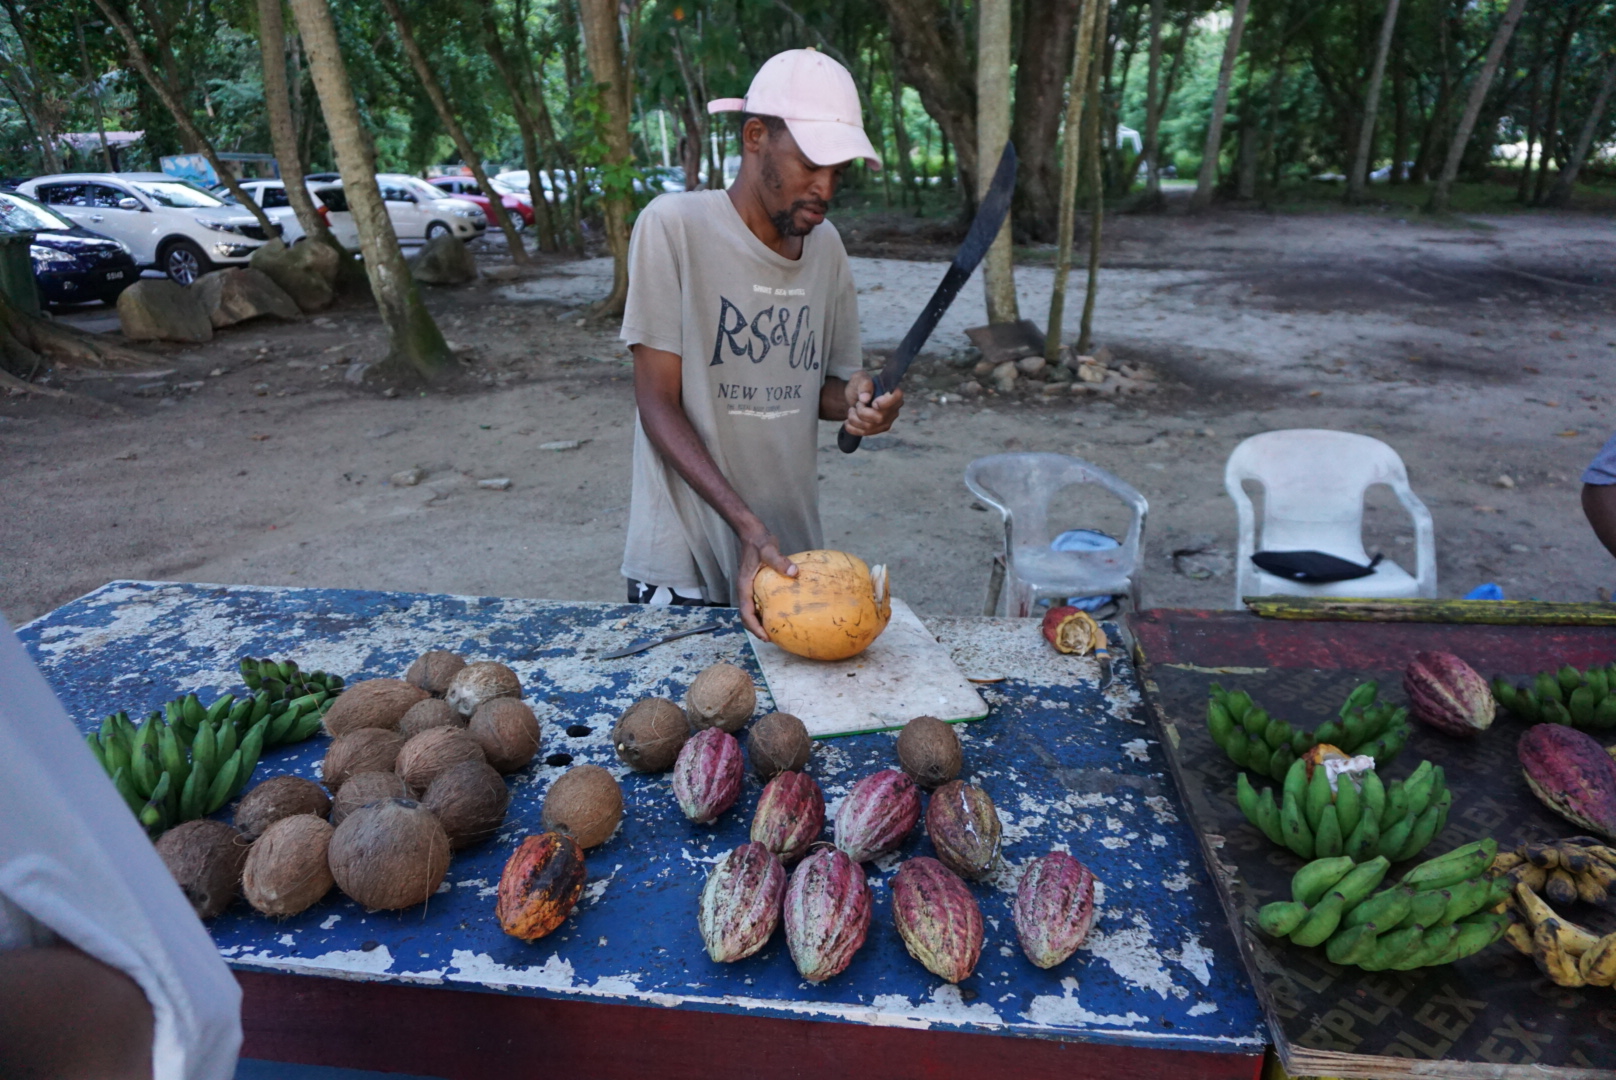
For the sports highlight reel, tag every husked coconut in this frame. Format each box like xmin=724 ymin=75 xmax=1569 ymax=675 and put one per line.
xmin=468 ymin=697 xmax=541 ymax=773
xmin=330 ymin=770 xmax=411 ymax=827
xmin=398 ymin=698 xmax=461 ymax=740
xmin=234 ymin=775 xmax=331 ymax=839
xmin=896 ymin=716 xmax=963 ymax=790
xmin=445 ymin=661 xmax=521 ymax=718
xmin=322 ymin=728 xmax=406 ymax=792
xmin=613 ymin=698 xmax=689 ymax=772
xmin=748 ymin=712 xmax=812 ymax=779
xmin=685 ymin=663 xmax=756 ymax=733
xmin=396 ymin=726 xmax=486 ymax=794
xmin=539 ymin=764 xmax=623 ymax=849
xmin=328 ymin=799 xmax=450 ymax=910
xmin=422 ymin=760 xmax=510 ymax=848
xmin=405 ymin=650 xmax=466 ymax=695
xmin=242 ymin=814 xmax=335 ymax=917
xmin=321 ymin=679 xmax=430 ymax=737
xmin=753 ymin=550 xmax=891 ymax=661
xmin=155 ymin=819 xmax=248 ymax=919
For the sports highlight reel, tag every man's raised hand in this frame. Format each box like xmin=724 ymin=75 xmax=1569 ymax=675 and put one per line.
xmin=842 ymin=370 xmax=903 ymax=437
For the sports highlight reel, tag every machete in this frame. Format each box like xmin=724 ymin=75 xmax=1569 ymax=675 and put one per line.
xmin=838 ymin=140 xmax=1019 ymax=454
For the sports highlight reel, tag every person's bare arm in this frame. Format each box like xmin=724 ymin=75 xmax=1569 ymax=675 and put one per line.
xmin=633 ymin=343 xmax=795 ymax=636
xmin=819 ymin=371 xmax=903 ymax=434
xmin=0 ymin=944 xmax=154 ymax=1080
xmin=1584 ymin=484 xmax=1616 ymax=559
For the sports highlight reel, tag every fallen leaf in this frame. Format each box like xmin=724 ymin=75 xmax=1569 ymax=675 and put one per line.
xmin=1549 ymin=330 xmax=1566 ymax=340
xmin=1522 ymin=365 xmax=1540 ymax=373
xmin=1557 ymin=430 xmax=1581 ymax=437
xmin=1308 ymin=389 xmax=1323 ymax=397
xmin=1474 ymin=505 xmax=1499 ymax=513
xmin=250 ymin=434 xmax=271 ymax=442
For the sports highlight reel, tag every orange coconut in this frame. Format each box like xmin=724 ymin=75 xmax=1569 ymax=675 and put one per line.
xmin=752 ymin=550 xmax=891 ymax=661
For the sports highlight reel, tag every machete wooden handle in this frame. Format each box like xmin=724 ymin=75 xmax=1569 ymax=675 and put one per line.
xmin=837 ymin=426 xmax=862 ymax=454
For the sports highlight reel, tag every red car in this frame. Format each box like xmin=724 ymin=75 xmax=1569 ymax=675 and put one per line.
xmin=429 ymin=176 xmax=535 ymax=230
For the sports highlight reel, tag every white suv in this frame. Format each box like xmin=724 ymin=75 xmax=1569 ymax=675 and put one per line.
xmin=17 ymin=172 xmax=273 ymax=284
xmin=308 ymin=174 xmax=486 ymax=249
xmin=210 ymin=179 xmax=333 ymax=245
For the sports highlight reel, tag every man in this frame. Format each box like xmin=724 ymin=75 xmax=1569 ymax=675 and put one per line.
xmin=1583 ymin=431 xmax=1616 ymax=561
xmin=619 ymin=49 xmax=902 ymax=637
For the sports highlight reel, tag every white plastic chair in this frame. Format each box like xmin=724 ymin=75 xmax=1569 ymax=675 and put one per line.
xmin=1225 ymin=429 xmax=1436 ymax=608
xmin=964 ymin=453 xmax=1148 ymax=617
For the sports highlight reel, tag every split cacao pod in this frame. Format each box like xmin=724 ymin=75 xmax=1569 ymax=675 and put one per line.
xmin=783 ymin=846 xmax=871 ymax=982
xmin=750 ymin=770 xmax=825 ymax=865
xmin=672 ymin=726 xmax=744 ymax=824
xmin=1518 ymin=724 xmax=1616 ymax=839
xmin=1404 ymin=652 xmax=1494 ymax=737
xmin=1013 ymin=851 xmax=1097 ymax=969
xmin=698 ymin=842 xmax=786 ymax=963
xmin=1041 ymin=605 xmax=1102 ymax=655
xmin=834 ymin=769 xmax=921 ymax=863
xmin=496 ymin=832 xmax=587 ymax=942
xmin=891 ymin=857 xmax=983 ymax=983
xmin=926 ymin=780 xmax=1002 ymax=880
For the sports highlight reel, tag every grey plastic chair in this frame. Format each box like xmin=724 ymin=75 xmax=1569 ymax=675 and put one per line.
xmin=964 ymin=453 xmax=1149 ymax=617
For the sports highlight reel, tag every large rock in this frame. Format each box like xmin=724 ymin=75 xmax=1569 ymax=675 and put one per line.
xmin=116 ymin=279 xmax=213 ymax=343
xmin=249 ymin=239 xmax=337 ymax=312
xmin=410 ymin=235 xmax=478 ymax=286
xmin=192 ymin=268 xmax=303 ymax=328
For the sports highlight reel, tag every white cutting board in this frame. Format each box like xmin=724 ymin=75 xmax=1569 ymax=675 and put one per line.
xmin=748 ymin=598 xmax=990 ymax=737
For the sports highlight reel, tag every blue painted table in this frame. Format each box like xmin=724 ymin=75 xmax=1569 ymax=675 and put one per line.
xmin=20 ymin=582 xmax=1265 ymax=1079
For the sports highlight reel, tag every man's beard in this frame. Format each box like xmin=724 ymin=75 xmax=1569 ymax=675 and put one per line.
xmin=762 ymin=154 xmax=826 ymax=237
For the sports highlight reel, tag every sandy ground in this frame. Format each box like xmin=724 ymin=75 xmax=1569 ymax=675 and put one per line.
xmin=3 ymin=207 xmax=1614 ymax=628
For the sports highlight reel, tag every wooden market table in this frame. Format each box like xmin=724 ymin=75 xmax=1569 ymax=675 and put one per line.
xmin=19 ymin=582 xmax=1267 ymax=1080
xmin=1133 ymin=608 xmax=1616 ymax=1080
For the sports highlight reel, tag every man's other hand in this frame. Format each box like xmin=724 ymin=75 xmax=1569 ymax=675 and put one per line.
xmin=842 ymin=371 xmax=903 ymax=437
xmin=737 ymin=531 xmax=797 ymax=640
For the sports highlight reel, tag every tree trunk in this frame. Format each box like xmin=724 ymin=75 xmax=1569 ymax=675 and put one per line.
xmin=1045 ymin=0 xmax=1100 ymax=362
xmin=578 ymin=0 xmax=634 ymax=316
xmin=1545 ymin=56 xmax=1616 ymax=207
xmin=133 ymin=0 xmax=201 ymax=153
xmin=1236 ymin=124 xmax=1258 ymax=198
xmin=1428 ymin=0 xmax=1529 ymax=213
xmin=1390 ymin=46 xmax=1408 ymax=183
xmin=91 ymin=0 xmax=281 ymax=237
xmin=1011 ymin=0 xmax=1081 ymax=241
xmin=286 ymin=0 xmax=451 ymax=378
xmin=1518 ymin=49 xmax=1542 ymax=203
xmin=1 ymin=0 xmax=64 ymax=173
xmin=879 ymin=0 xmax=978 ymax=209
xmin=1189 ymin=0 xmax=1252 ymax=211
xmin=977 ymin=0 xmax=1017 ymax=323
xmin=75 ymin=18 xmax=115 ymax=172
xmin=1346 ymin=0 xmax=1403 ymax=202
xmin=888 ymin=59 xmax=920 ymax=208
xmin=1140 ymin=0 xmax=1166 ymax=204
xmin=478 ymin=0 xmax=558 ymax=251
xmin=1078 ymin=0 xmax=1109 ymax=353
xmin=380 ymin=0 xmax=528 ymax=263
xmin=1533 ymin=10 xmax=1577 ymax=205
xmin=257 ymin=0 xmax=332 ymax=244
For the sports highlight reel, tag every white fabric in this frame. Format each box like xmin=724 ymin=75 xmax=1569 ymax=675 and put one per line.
xmin=707 ymin=49 xmax=881 ymax=169
xmin=0 ymin=617 xmax=242 ymax=1079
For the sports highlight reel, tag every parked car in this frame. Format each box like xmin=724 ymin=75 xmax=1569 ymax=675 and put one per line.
xmin=304 ymin=172 xmax=341 ymax=183
xmin=428 ymin=176 xmax=534 ymax=230
xmin=209 ymin=179 xmax=334 ymax=244
xmin=0 ymin=188 xmax=136 ymax=305
xmin=15 ymin=172 xmax=272 ymax=284
xmin=308 ymin=174 xmax=485 ymax=248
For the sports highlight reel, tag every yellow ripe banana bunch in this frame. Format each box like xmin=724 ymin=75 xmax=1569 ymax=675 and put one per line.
xmin=1499 ymin=868 xmax=1616 ymax=988
xmin=1490 ymin=837 xmax=1616 ymax=906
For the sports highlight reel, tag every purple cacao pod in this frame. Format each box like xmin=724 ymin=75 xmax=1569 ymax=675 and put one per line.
xmin=1518 ymin=724 xmax=1616 ymax=839
xmin=697 ymin=842 xmax=786 ymax=963
xmin=1013 ymin=851 xmax=1097 ymax=969
xmin=1404 ymin=652 xmax=1495 ymax=737
xmin=750 ymin=771 xmax=825 ymax=865
xmin=834 ymin=769 xmax=921 ymax=863
xmin=926 ymin=780 xmax=1002 ymax=880
xmin=672 ymin=727 xmax=743 ymax=824
xmin=891 ymin=856 xmax=983 ymax=983
xmin=783 ymin=846 xmax=871 ymax=982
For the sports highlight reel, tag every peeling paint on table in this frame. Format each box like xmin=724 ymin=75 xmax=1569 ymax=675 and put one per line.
xmin=21 ymin=581 xmax=1265 ymax=1054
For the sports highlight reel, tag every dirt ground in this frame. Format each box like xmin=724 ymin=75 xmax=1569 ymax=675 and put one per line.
xmin=4 ymin=204 xmax=1614 ymax=629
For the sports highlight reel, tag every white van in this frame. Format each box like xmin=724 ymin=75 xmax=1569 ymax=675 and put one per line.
xmin=309 ymin=174 xmax=486 ymax=249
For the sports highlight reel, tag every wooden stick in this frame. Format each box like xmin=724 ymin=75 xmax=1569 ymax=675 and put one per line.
xmin=1242 ymin=597 xmax=1616 ymax=626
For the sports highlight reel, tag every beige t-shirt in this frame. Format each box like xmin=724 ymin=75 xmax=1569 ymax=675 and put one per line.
xmin=619 ymin=190 xmax=863 ymax=603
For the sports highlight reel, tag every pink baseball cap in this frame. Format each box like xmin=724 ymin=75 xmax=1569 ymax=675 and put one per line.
xmin=708 ymin=49 xmax=881 ymax=170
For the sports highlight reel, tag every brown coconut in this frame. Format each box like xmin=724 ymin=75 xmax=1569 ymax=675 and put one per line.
xmin=155 ymin=819 xmax=249 ymax=919
xmin=748 ymin=712 xmax=812 ymax=779
xmin=321 ymin=678 xmax=430 ymax=737
xmin=684 ymin=663 xmax=756 ymax=733
xmin=322 ymin=728 xmax=406 ymax=793
xmin=242 ymin=814 xmax=335 ymax=917
xmin=422 ymin=760 xmax=511 ymax=849
xmin=397 ymin=726 xmax=486 ymax=794
xmin=398 ymin=698 xmax=462 ymax=740
xmin=468 ymin=697 xmax=541 ymax=773
xmin=612 ymin=698 xmax=689 ymax=772
xmin=234 ymin=776 xmax=331 ymax=840
xmin=539 ymin=764 xmax=623 ymax=849
xmin=328 ymin=798 xmax=450 ymax=910
xmin=897 ymin=715 xmax=963 ymax=790
xmin=405 ymin=650 xmax=466 ymax=696
xmin=330 ymin=770 xmax=411 ymax=827
xmin=445 ymin=661 xmax=521 ymax=718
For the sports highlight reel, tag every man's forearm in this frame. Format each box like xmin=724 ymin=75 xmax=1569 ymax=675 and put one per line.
xmin=0 ymin=945 xmax=154 ymax=1079
xmin=1584 ymin=484 xmax=1616 ymax=559
xmin=639 ymin=393 xmax=765 ymax=542
xmin=819 ymin=377 xmax=849 ymax=422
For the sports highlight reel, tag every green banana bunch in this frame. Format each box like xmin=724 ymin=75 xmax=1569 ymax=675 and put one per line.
xmin=1255 ymin=841 xmax=1512 ymax=970
xmin=1492 ymin=663 xmax=1616 ymax=731
xmin=1207 ymin=680 xmax=1409 ymax=782
xmin=1236 ymin=756 xmax=1451 ymax=863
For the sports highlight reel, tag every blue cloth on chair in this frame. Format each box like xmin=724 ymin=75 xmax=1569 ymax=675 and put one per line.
xmin=1052 ymin=530 xmax=1119 ymax=610
xmin=1464 ymin=583 xmax=1505 ymax=600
